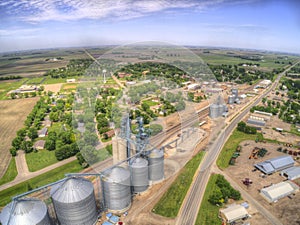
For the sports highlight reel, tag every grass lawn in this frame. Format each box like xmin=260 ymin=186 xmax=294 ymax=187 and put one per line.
xmin=142 ymin=99 xmax=159 ymax=106
xmin=153 ymin=151 xmax=205 ymax=218
xmin=43 ymin=77 xmax=68 ymax=84
xmin=0 ymin=160 xmax=82 ymax=207
xmin=195 ymin=174 xmax=222 ymax=225
xmin=25 ymin=149 xmax=58 ymax=172
xmin=0 ymin=158 xmax=17 ymax=186
xmin=26 ymin=77 xmax=45 ymax=85
xmin=48 ymin=122 xmax=64 ymax=133
xmin=217 ymin=129 xmax=257 ymax=170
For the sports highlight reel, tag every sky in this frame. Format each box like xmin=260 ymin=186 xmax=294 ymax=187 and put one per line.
xmin=0 ymin=0 xmax=299 ymax=53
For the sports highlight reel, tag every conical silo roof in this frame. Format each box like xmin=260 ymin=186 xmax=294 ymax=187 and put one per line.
xmin=149 ymin=149 xmax=164 ymax=158
xmin=130 ymin=157 xmax=148 ymax=168
xmin=50 ymin=177 xmax=94 ymax=203
xmin=103 ymin=166 xmax=130 ymax=183
xmin=0 ymin=198 xmax=50 ymax=225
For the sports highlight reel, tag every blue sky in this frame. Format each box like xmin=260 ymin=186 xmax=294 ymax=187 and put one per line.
xmin=0 ymin=0 xmax=299 ymax=53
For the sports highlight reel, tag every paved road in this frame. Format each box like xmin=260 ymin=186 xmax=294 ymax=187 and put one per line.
xmin=176 ymin=61 xmax=299 ymax=225
xmin=0 ymin=156 xmax=76 ymax=192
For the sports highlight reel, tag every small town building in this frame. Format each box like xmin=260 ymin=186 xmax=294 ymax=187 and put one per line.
xmin=281 ymin=167 xmax=300 ymax=180
xmin=66 ymin=78 xmax=76 ymax=83
xmin=254 ymin=155 xmax=294 ymax=175
xmin=220 ymin=204 xmax=249 ymax=224
xmin=103 ymin=130 xmax=115 ymax=138
xmin=102 ymin=221 xmax=113 ymax=225
xmin=260 ymin=181 xmax=299 ymax=203
xmin=187 ymin=83 xmax=201 ymax=90
xmin=33 ymin=140 xmax=45 ymax=150
xmin=38 ymin=127 xmax=48 ymax=137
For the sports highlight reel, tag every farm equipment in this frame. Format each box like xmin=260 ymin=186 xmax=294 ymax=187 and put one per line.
xmin=249 ymin=147 xmax=260 ymax=159
xmin=258 ymin=148 xmax=268 ymax=157
xmin=242 ymin=178 xmax=253 ymax=186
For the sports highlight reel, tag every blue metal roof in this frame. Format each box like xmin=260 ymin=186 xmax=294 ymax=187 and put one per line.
xmin=102 ymin=222 xmax=113 ymax=225
xmin=109 ymin=215 xmax=119 ymax=223
xmin=268 ymin=155 xmax=294 ymax=169
xmin=255 ymin=155 xmax=294 ymax=174
xmin=281 ymin=167 xmax=300 ymax=180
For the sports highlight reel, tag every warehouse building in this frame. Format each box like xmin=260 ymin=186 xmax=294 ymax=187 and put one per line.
xmin=220 ymin=204 xmax=249 ymax=224
xmin=254 ymin=155 xmax=294 ymax=175
xmin=260 ymin=181 xmax=299 ymax=203
xmin=281 ymin=167 xmax=300 ymax=180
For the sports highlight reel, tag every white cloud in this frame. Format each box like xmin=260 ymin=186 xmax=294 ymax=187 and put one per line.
xmin=0 ymin=0 xmax=259 ymax=23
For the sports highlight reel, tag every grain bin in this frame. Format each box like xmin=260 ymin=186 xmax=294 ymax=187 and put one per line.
xmin=129 ymin=157 xmax=149 ymax=193
xmin=232 ymin=88 xmax=238 ymax=98
xmin=0 ymin=198 xmax=51 ymax=225
xmin=50 ymin=177 xmax=97 ymax=225
xmin=101 ymin=166 xmax=131 ymax=212
xmin=228 ymin=95 xmax=235 ymax=104
xmin=148 ymin=149 xmax=164 ymax=182
xmin=209 ymin=103 xmax=219 ymax=118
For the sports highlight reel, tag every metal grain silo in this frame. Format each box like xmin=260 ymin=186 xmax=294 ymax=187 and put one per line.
xmin=228 ymin=95 xmax=235 ymax=104
xmin=148 ymin=149 xmax=164 ymax=182
xmin=209 ymin=104 xmax=219 ymax=118
xmin=218 ymin=104 xmax=225 ymax=116
xmin=50 ymin=177 xmax=97 ymax=225
xmin=232 ymin=88 xmax=238 ymax=98
xmin=0 ymin=198 xmax=51 ymax=225
xmin=129 ymin=157 xmax=149 ymax=193
xmin=101 ymin=166 xmax=131 ymax=212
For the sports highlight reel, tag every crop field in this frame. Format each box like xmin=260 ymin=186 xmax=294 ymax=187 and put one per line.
xmin=0 ymin=98 xmax=39 ymax=178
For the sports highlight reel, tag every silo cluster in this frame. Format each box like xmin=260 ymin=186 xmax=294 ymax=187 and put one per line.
xmin=0 ymin=198 xmax=51 ymax=225
xmin=228 ymin=88 xmax=240 ymax=104
xmin=50 ymin=177 xmax=98 ymax=225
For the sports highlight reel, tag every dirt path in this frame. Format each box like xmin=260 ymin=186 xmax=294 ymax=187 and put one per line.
xmin=15 ymin=150 xmax=30 ymax=178
xmin=0 ymin=156 xmax=76 ymax=192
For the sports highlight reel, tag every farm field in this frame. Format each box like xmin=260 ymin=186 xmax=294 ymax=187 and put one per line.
xmin=0 ymin=79 xmax=26 ymax=100
xmin=0 ymin=97 xmax=39 ymax=178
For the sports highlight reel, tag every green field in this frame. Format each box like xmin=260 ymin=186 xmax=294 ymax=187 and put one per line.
xmin=0 ymin=158 xmax=17 ymax=186
xmin=217 ymin=129 xmax=257 ymax=169
xmin=26 ymin=77 xmax=45 ymax=85
xmin=0 ymin=160 xmax=82 ymax=207
xmin=25 ymin=149 xmax=58 ymax=172
xmin=153 ymin=151 xmax=205 ymax=218
xmin=43 ymin=77 xmax=68 ymax=84
xmin=195 ymin=174 xmax=222 ymax=225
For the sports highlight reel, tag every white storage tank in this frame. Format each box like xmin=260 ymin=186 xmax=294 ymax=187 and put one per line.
xmin=0 ymin=198 xmax=51 ymax=225
xmin=209 ymin=104 xmax=219 ymax=118
xmin=50 ymin=177 xmax=98 ymax=225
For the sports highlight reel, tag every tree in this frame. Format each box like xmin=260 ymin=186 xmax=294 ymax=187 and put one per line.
xmin=208 ymin=188 xmax=224 ymax=205
xmin=12 ymin=136 xmax=23 ymax=150
xmin=76 ymin=152 xmax=89 ymax=168
xmin=83 ymin=131 xmax=99 ymax=146
xmin=45 ymin=139 xmax=56 ymax=151
xmin=49 ymin=111 xmax=59 ymax=122
xmin=28 ymin=127 xmax=38 ymax=140
xmin=21 ymin=140 xmax=33 ymax=153
xmin=10 ymin=147 xmax=17 ymax=156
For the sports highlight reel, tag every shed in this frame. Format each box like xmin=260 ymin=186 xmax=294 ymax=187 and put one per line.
xmin=260 ymin=181 xmax=299 ymax=203
xmin=254 ymin=155 xmax=294 ymax=174
xmin=220 ymin=204 xmax=249 ymax=223
xmin=281 ymin=167 xmax=300 ymax=180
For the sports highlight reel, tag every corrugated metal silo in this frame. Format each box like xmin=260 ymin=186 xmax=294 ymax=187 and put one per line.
xmin=232 ymin=88 xmax=238 ymax=98
xmin=129 ymin=157 xmax=149 ymax=193
xmin=0 ymin=198 xmax=51 ymax=225
xmin=102 ymin=166 xmax=131 ymax=212
xmin=209 ymin=104 xmax=219 ymax=118
xmin=218 ymin=104 xmax=225 ymax=116
xmin=148 ymin=149 xmax=164 ymax=182
xmin=50 ymin=177 xmax=97 ymax=225
xmin=228 ymin=95 xmax=235 ymax=104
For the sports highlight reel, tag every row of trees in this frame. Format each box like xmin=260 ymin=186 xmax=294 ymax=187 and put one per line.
xmin=237 ymin=122 xmax=257 ymax=134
